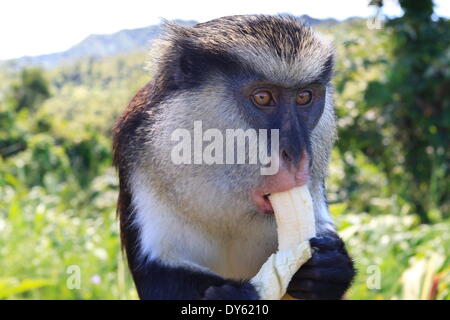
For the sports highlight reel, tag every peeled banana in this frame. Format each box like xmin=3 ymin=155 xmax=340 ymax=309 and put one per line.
xmin=250 ymin=185 xmax=316 ymax=300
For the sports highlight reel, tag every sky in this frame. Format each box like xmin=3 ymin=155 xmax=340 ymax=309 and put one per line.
xmin=1 ymin=0 xmax=449 ymax=60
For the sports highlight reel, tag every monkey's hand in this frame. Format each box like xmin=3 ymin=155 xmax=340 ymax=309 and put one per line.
xmin=202 ymin=282 xmax=259 ymax=300
xmin=287 ymin=235 xmax=356 ymax=300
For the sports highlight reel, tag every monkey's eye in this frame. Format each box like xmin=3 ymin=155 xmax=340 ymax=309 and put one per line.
xmin=252 ymin=90 xmax=274 ymax=107
xmin=296 ymin=90 xmax=313 ymax=106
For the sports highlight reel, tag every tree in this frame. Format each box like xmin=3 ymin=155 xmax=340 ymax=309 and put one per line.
xmin=364 ymin=0 xmax=450 ymax=222
xmin=0 ymin=68 xmax=51 ymax=158
xmin=8 ymin=68 xmax=51 ymax=112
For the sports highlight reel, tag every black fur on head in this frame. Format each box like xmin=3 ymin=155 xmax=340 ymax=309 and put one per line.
xmin=152 ymin=15 xmax=334 ymax=92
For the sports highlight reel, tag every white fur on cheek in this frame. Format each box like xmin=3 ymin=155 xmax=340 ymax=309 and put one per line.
xmin=130 ymin=168 xmax=279 ymax=280
xmin=130 ymin=169 xmax=218 ymax=274
xmin=310 ymin=181 xmax=335 ymax=235
xmin=309 ymin=87 xmax=337 ymax=235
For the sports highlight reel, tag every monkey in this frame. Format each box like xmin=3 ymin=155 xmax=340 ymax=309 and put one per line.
xmin=113 ymin=15 xmax=356 ymax=300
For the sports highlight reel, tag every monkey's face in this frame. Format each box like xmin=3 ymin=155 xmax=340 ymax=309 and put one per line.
xmin=142 ymin=16 xmax=336 ymax=224
xmin=216 ymin=74 xmax=329 ymax=214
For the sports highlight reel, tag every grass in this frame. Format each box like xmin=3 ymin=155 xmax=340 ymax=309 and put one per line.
xmin=1 ymin=163 xmax=448 ymax=299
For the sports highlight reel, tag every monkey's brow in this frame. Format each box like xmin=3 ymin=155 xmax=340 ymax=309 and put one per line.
xmin=231 ymin=65 xmax=332 ymax=89
xmin=285 ymin=71 xmax=332 ymax=88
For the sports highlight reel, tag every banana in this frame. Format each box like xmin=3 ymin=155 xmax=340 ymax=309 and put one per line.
xmin=250 ymin=185 xmax=316 ymax=300
xmin=270 ymin=185 xmax=316 ymax=250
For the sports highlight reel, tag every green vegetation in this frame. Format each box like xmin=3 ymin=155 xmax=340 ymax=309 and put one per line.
xmin=0 ymin=53 xmax=145 ymax=299
xmin=0 ymin=1 xmax=448 ymax=299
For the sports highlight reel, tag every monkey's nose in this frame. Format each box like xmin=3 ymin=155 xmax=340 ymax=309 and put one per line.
xmin=276 ymin=149 xmax=310 ymax=189
xmin=280 ymin=149 xmax=309 ymax=178
xmin=281 ymin=149 xmax=293 ymax=163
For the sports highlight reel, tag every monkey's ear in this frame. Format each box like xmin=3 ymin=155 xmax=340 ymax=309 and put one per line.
xmin=173 ymin=44 xmax=231 ymax=89
xmin=162 ymin=20 xmax=238 ymax=89
xmin=161 ymin=21 xmax=203 ymax=87
xmin=177 ymin=46 xmax=202 ymax=81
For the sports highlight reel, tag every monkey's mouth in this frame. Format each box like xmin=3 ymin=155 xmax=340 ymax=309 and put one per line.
xmin=251 ymin=151 xmax=310 ymax=215
xmin=250 ymin=173 xmax=309 ymax=215
xmin=251 ymin=191 xmax=274 ymax=215
xmin=262 ymin=193 xmax=274 ymax=215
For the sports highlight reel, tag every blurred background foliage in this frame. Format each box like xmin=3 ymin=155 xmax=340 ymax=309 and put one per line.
xmin=0 ymin=0 xmax=448 ymax=299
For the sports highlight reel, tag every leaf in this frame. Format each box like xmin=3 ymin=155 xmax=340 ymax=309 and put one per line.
xmin=0 ymin=278 xmax=54 ymax=299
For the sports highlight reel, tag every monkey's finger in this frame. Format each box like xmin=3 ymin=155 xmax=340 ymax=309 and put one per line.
xmin=288 ymin=289 xmax=343 ymax=300
xmin=203 ymin=286 xmax=234 ymax=300
xmin=288 ymin=290 xmax=319 ymax=300
xmin=309 ymin=236 xmax=344 ymax=251
xmin=288 ymin=279 xmax=344 ymax=293
xmin=292 ymin=266 xmax=355 ymax=284
xmin=203 ymin=283 xmax=258 ymax=300
xmin=301 ymin=250 xmax=348 ymax=267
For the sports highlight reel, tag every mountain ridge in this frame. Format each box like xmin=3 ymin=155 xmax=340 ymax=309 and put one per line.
xmin=2 ymin=15 xmax=339 ymax=69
